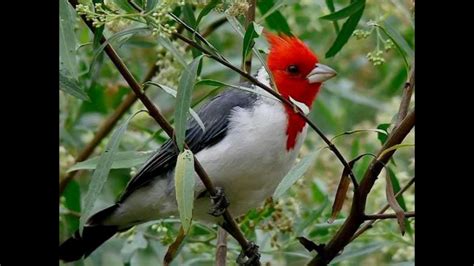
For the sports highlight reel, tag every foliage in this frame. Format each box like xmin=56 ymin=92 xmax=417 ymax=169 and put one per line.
xmin=59 ymin=0 xmax=414 ymax=265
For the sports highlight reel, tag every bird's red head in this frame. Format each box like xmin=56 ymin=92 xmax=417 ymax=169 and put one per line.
xmin=265 ymin=32 xmax=337 ymax=150
xmin=265 ymin=32 xmax=336 ymax=108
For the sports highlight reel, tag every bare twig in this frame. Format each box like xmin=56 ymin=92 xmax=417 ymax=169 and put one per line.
xmin=364 ymin=211 xmax=414 ymax=220
xmin=68 ymin=0 xmax=256 ymax=263
xmin=351 ymin=176 xmax=415 ymax=241
xmin=215 ymin=228 xmax=228 ymax=266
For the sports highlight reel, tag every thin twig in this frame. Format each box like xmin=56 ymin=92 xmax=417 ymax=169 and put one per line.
xmin=351 ymin=176 xmax=415 ymax=241
xmin=215 ymin=228 xmax=228 ymax=266
xmin=364 ymin=211 xmax=414 ymax=220
xmin=68 ymin=0 xmax=256 ymax=262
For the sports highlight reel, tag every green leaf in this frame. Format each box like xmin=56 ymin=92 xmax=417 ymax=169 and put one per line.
xmin=330 ymin=242 xmax=388 ymax=264
xmin=387 ymin=167 xmax=413 ymax=236
xmin=325 ymin=0 xmax=340 ymax=33
xmin=242 ymin=22 xmax=263 ymax=61
xmin=59 ymin=0 xmax=78 ymax=80
xmin=60 ymin=69 xmax=90 ymax=101
xmin=157 ymin=36 xmax=187 ymax=67
xmin=91 ymin=27 xmax=150 ymax=72
xmin=273 ymin=150 xmax=321 ymax=199
xmin=195 ymin=79 xmax=273 ymax=100
xmin=377 ymin=123 xmax=391 ymax=145
xmin=145 ymin=0 xmax=159 ymax=12
xmin=67 ymin=151 xmax=154 ymax=172
xmin=175 ymin=55 xmax=203 ymax=152
xmin=196 ymin=0 xmax=219 ymax=26
xmin=64 ymin=180 xmax=81 ymax=232
xmin=325 ymin=2 xmax=365 ymax=58
xmin=113 ymin=0 xmax=136 ymax=13
xmin=257 ymin=0 xmax=291 ymax=22
xmin=382 ymin=21 xmax=414 ymax=59
xmin=145 ymin=82 xmax=205 ymax=132
xmin=121 ymin=230 xmax=148 ymax=262
xmin=320 ymin=0 xmax=365 ymax=21
xmin=257 ymin=0 xmax=292 ymax=35
xmin=182 ymin=4 xmax=197 ymax=30
xmin=79 ymin=110 xmax=146 ymax=233
xmin=174 ymin=150 xmax=195 ymax=233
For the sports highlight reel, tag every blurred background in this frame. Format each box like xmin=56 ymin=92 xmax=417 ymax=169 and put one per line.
xmin=59 ymin=0 xmax=414 ymax=265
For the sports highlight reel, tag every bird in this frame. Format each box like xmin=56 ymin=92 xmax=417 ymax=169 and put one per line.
xmin=59 ymin=31 xmax=337 ymax=262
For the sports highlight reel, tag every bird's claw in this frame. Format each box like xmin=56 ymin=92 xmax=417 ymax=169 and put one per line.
xmin=236 ymin=241 xmax=261 ymax=266
xmin=208 ymin=187 xmax=230 ymax=217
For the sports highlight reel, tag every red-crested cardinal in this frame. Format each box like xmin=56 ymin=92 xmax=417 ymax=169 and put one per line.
xmin=59 ymin=32 xmax=337 ymax=262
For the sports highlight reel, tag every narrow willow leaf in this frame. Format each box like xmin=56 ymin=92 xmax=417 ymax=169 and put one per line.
xmin=145 ymin=82 xmax=205 ymax=132
xmin=121 ymin=230 xmax=148 ymax=262
xmin=164 ymin=226 xmax=186 ymax=265
xmin=79 ymin=110 xmax=146 ymax=233
xmin=257 ymin=0 xmax=292 ymax=35
xmin=385 ymin=170 xmax=406 ymax=235
xmin=378 ymin=143 xmax=414 ymax=159
xmin=320 ymin=0 xmax=365 ymax=21
xmin=145 ymin=0 xmax=159 ymax=12
xmin=387 ymin=167 xmax=413 ymax=236
xmin=64 ymin=180 xmax=81 ymax=232
xmin=329 ymin=153 xmax=373 ymax=223
xmin=59 ymin=0 xmax=78 ymax=80
xmin=174 ymin=150 xmax=195 ymax=233
xmin=90 ymin=27 xmax=150 ymax=71
xmin=60 ymin=69 xmax=90 ymax=101
xmin=196 ymin=0 xmax=219 ymax=26
xmin=331 ymin=128 xmax=387 ymax=142
xmin=377 ymin=123 xmax=391 ymax=145
xmin=325 ymin=3 xmax=365 ymax=58
xmin=330 ymin=242 xmax=387 ymax=264
xmin=67 ymin=151 xmax=154 ymax=172
xmin=257 ymin=0 xmax=291 ymax=23
xmin=183 ymin=4 xmax=197 ymax=30
xmin=382 ymin=21 xmax=414 ymax=59
xmin=195 ymin=79 xmax=275 ymax=100
xmin=175 ymin=55 xmax=203 ymax=151
xmin=242 ymin=22 xmax=264 ymax=61
xmin=113 ymin=0 xmax=136 ymax=13
xmin=157 ymin=36 xmax=187 ymax=67
xmin=273 ymin=150 xmax=321 ymax=199
xmin=325 ymin=0 xmax=340 ymax=33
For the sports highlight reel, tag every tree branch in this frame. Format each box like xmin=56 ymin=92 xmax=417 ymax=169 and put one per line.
xmin=68 ymin=0 xmax=257 ymax=263
xmin=308 ymin=110 xmax=415 ymax=266
xmin=351 ymin=176 xmax=415 ymax=241
xmin=364 ymin=211 xmax=414 ymax=220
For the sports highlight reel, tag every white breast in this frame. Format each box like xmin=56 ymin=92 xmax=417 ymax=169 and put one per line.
xmin=192 ymin=98 xmax=308 ymax=222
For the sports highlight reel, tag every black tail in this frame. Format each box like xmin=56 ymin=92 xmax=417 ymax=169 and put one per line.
xmin=59 ymin=205 xmax=121 ymax=262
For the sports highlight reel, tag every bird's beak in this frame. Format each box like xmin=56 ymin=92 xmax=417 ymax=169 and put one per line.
xmin=307 ymin=63 xmax=337 ymax=84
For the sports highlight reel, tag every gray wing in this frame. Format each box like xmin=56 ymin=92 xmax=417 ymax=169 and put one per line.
xmin=118 ymin=88 xmax=258 ymax=202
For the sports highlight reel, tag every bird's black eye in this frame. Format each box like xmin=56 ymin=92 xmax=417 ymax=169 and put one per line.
xmin=287 ymin=65 xmax=299 ymax=74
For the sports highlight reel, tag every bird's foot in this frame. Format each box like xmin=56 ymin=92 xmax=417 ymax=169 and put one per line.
xmin=208 ymin=187 xmax=230 ymax=217
xmin=236 ymin=241 xmax=261 ymax=266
